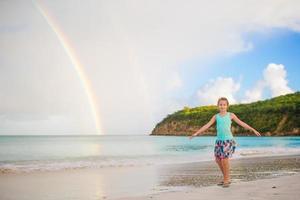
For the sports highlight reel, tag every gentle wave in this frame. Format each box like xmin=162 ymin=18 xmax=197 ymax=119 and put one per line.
xmin=0 ymin=153 xmax=211 ymax=173
xmin=235 ymin=147 xmax=300 ymax=158
xmin=1 ymin=147 xmax=300 ymax=173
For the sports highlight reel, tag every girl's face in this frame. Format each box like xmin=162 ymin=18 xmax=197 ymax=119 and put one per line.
xmin=218 ymin=100 xmax=228 ymax=112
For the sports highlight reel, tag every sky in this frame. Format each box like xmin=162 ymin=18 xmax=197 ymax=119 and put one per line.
xmin=0 ymin=0 xmax=299 ymax=135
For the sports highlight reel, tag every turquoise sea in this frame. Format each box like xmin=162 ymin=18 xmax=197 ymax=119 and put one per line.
xmin=0 ymin=135 xmax=300 ymax=173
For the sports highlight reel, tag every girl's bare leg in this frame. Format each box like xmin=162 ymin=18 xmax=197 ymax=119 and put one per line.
xmin=215 ymin=157 xmax=225 ymax=176
xmin=221 ymin=158 xmax=230 ymax=182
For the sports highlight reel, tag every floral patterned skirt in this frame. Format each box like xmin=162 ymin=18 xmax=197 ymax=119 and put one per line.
xmin=214 ymin=139 xmax=236 ymax=159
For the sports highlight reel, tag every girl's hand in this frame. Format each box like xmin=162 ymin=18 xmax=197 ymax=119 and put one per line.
xmin=189 ymin=132 xmax=198 ymax=140
xmin=253 ymin=130 xmax=261 ymax=137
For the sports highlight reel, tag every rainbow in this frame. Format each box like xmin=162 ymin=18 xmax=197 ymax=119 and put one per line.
xmin=33 ymin=0 xmax=103 ymax=135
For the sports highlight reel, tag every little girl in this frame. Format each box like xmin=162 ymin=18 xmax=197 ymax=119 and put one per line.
xmin=189 ymin=97 xmax=261 ymax=187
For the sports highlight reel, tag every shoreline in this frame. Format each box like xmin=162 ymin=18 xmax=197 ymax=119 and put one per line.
xmin=1 ymin=151 xmax=300 ymax=175
xmin=0 ymin=154 xmax=300 ymax=200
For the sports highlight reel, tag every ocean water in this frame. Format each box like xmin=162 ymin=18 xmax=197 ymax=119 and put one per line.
xmin=0 ymin=135 xmax=300 ymax=173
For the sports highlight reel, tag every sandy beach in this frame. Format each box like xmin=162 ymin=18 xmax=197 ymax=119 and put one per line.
xmin=1 ymin=154 xmax=300 ymax=200
xmin=116 ymin=172 xmax=300 ymax=200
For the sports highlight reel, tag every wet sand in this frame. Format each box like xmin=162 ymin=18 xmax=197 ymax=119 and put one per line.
xmin=158 ymin=154 xmax=300 ymax=188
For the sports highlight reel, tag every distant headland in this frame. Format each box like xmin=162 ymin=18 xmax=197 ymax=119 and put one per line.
xmin=150 ymin=91 xmax=300 ymax=136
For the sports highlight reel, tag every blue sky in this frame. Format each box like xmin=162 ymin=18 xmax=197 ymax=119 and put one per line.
xmin=179 ymin=29 xmax=300 ymax=105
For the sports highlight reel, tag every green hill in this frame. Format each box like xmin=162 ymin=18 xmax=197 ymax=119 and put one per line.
xmin=150 ymin=91 xmax=300 ymax=136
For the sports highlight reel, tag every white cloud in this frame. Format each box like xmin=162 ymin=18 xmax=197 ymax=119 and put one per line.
xmin=196 ymin=77 xmax=241 ymax=106
xmin=242 ymin=63 xmax=293 ymax=103
xmin=198 ymin=63 xmax=294 ymax=105
xmin=263 ymin=63 xmax=294 ymax=97
xmin=242 ymin=80 xmax=266 ymax=103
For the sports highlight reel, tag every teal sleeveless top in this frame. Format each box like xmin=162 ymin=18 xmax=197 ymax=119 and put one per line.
xmin=216 ymin=112 xmax=234 ymax=140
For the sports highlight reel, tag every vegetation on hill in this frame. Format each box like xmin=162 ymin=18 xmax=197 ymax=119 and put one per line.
xmin=150 ymin=91 xmax=300 ymax=136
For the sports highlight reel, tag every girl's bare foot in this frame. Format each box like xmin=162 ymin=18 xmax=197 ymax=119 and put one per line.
xmin=217 ymin=180 xmax=231 ymax=186
xmin=217 ymin=180 xmax=224 ymax=186
xmin=222 ymin=181 xmax=230 ymax=188
xmin=222 ymin=179 xmax=231 ymax=187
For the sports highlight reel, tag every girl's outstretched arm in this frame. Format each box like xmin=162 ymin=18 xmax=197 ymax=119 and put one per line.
xmin=189 ymin=115 xmax=216 ymax=139
xmin=231 ymin=113 xmax=261 ymax=136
